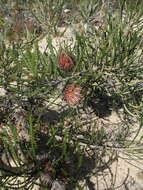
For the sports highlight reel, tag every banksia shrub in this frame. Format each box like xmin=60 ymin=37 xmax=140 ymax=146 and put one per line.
xmin=0 ymin=0 xmax=143 ymax=190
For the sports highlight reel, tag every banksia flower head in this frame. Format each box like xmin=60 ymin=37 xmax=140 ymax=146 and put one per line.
xmin=12 ymin=19 xmax=23 ymax=33
xmin=25 ymin=19 xmax=35 ymax=33
xmin=40 ymin=172 xmax=52 ymax=186
xmin=64 ymin=84 xmax=83 ymax=105
xmin=59 ymin=52 xmax=74 ymax=71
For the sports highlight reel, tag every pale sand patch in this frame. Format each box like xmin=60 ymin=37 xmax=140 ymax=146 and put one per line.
xmin=90 ymin=152 xmax=143 ymax=190
xmin=38 ymin=26 xmax=76 ymax=54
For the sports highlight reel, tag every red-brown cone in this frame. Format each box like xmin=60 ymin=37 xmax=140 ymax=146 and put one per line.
xmin=59 ymin=52 xmax=74 ymax=71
